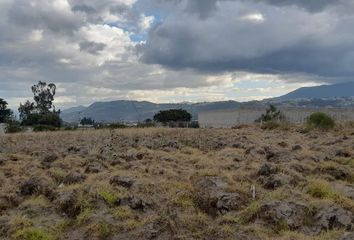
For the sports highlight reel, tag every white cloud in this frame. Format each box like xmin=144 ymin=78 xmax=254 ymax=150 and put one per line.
xmin=29 ymin=29 xmax=44 ymax=42
xmin=240 ymin=13 xmax=265 ymax=23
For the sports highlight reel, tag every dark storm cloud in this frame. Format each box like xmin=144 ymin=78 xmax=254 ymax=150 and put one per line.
xmin=139 ymin=0 xmax=354 ymax=81
xmin=8 ymin=0 xmax=82 ymax=35
xmin=250 ymin=0 xmax=339 ymax=12
xmin=72 ymin=4 xmax=96 ymax=14
xmin=79 ymin=41 xmax=106 ymax=55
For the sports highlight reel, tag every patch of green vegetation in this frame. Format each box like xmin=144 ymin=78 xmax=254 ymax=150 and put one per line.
xmin=306 ymin=179 xmax=354 ymax=212
xmin=173 ymin=192 xmax=195 ymax=208
xmin=98 ymin=188 xmax=119 ymax=205
xmin=274 ymin=219 xmax=290 ymax=233
xmin=53 ymin=219 xmax=72 ymax=238
xmin=307 ymin=112 xmax=335 ymax=130
xmin=13 ymin=227 xmax=55 ymax=240
xmin=179 ymin=211 xmax=210 ymax=232
xmin=75 ymin=191 xmax=92 ymax=210
xmin=10 ymin=215 xmax=34 ymax=233
xmin=307 ymin=179 xmax=336 ymax=199
xmin=49 ymin=169 xmax=67 ymax=184
xmin=22 ymin=195 xmax=50 ymax=207
xmin=96 ymin=222 xmax=111 ymax=239
xmin=230 ymin=201 xmax=261 ymax=224
xmin=265 ymin=188 xmax=292 ymax=201
xmin=76 ymin=208 xmax=93 ymax=225
xmin=113 ymin=206 xmax=133 ymax=220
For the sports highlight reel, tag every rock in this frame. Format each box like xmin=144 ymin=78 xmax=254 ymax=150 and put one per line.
xmin=0 ymin=195 xmax=19 ymax=212
xmin=41 ymin=153 xmax=58 ymax=167
xmin=194 ymin=177 xmax=246 ymax=216
xmin=334 ymin=184 xmax=354 ymax=200
xmin=117 ymin=196 xmax=150 ymax=211
xmin=261 ymin=174 xmax=291 ymax=190
xmin=336 ymin=150 xmax=351 ymax=158
xmin=323 ymin=167 xmax=351 ymax=181
xmin=264 ymin=147 xmax=277 ymax=161
xmin=85 ymin=162 xmax=104 ymax=173
xmin=259 ymin=201 xmax=311 ymax=230
xmin=162 ymin=141 xmax=180 ymax=150
xmin=67 ymin=146 xmax=81 ymax=153
xmin=121 ymin=150 xmax=144 ymax=161
xmin=160 ymin=156 xmax=177 ymax=162
xmin=110 ymin=176 xmax=135 ymax=188
xmin=20 ymin=178 xmax=45 ymax=196
xmin=63 ymin=172 xmax=86 ymax=185
xmin=292 ymin=145 xmax=303 ymax=151
xmin=55 ymin=191 xmax=80 ymax=217
xmin=315 ymin=205 xmax=353 ymax=231
xmin=340 ymin=232 xmax=354 ymax=240
xmin=257 ymin=163 xmax=278 ymax=177
xmin=110 ymin=158 xmax=124 ymax=166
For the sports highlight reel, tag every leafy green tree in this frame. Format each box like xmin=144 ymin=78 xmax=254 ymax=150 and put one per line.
xmin=18 ymin=100 xmax=35 ymax=122
xmin=0 ymin=98 xmax=12 ymax=123
xmin=153 ymin=109 xmax=192 ymax=124
xmin=31 ymin=81 xmax=57 ymax=114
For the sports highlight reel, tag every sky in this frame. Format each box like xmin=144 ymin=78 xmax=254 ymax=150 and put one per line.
xmin=1 ymin=0 xmax=354 ymax=109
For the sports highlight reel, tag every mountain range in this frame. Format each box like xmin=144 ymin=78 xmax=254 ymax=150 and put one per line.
xmin=61 ymin=82 xmax=354 ymax=123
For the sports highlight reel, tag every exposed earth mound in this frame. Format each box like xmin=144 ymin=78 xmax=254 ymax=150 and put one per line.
xmin=0 ymin=126 xmax=353 ymax=239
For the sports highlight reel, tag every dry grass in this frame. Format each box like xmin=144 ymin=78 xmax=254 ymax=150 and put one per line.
xmin=0 ymin=126 xmax=353 ymax=239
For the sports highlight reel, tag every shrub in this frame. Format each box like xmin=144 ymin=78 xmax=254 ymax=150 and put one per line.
xmin=64 ymin=126 xmax=77 ymax=131
xmin=189 ymin=121 xmax=200 ymax=128
xmin=5 ymin=121 xmax=23 ymax=134
xmin=256 ymin=105 xmax=285 ymax=123
xmin=307 ymin=112 xmax=335 ymax=130
xmin=307 ymin=179 xmax=336 ymax=199
xmin=153 ymin=109 xmax=192 ymax=124
xmin=14 ymin=227 xmax=54 ymax=240
xmin=22 ymin=113 xmax=62 ymax=128
xmin=33 ymin=125 xmax=58 ymax=132
xmin=107 ymin=123 xmax=127 ymax=129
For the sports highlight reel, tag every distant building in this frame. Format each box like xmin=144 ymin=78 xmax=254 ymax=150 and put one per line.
xmin=198 ymin=108 xmax=354 ymax=128
xmin=78 ymin=124 xmax=95 ymax=129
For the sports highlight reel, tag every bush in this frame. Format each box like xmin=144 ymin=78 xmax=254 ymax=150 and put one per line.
xmin=33 ymin=125 xmax=58 ymax=132
xmin=5 ymin=121 xmax=23 ymax=134
xmin=154 ymin=109 xmax=192 ymax=124
xmin=64 ymin=126 xmax=78 ymax=131
xmin=107 ymin=123 xmax=127 ymax=129
xmin=189 ymin=121 xmax=200 ymax=128
xmin=22 ymin=112 xmax=62 ymax=128
xmin=137 ymin=122 xmax=156 ymax=128
xmin=256 ymin=105 xmax=285 ymax=123
xmin=307 ymin=112 xmax=335 ymax=130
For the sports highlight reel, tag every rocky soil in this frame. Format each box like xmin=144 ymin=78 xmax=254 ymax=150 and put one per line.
xmin=0 ymin=125 xmax=354 ymax=239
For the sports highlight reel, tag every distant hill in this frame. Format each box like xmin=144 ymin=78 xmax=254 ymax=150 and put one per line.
xmin=61 ymin=100 xmax=241 ymax=123
xmin=61 ymin=82 xmax=354 ymax=123
xmin=274 ymin=82 xmax=354 ymax=101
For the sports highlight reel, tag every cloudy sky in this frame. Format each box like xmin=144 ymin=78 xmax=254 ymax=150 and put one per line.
xmin=1 ymin=0 xmax=353 ymax=109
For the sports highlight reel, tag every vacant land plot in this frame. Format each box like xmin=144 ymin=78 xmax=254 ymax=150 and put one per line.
xmin=0 ymin=126 xmax=354 ymax=240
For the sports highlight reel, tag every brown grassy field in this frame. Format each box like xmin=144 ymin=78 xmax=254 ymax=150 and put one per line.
xmin=0 ymin=125 xmax=354 ymax=240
